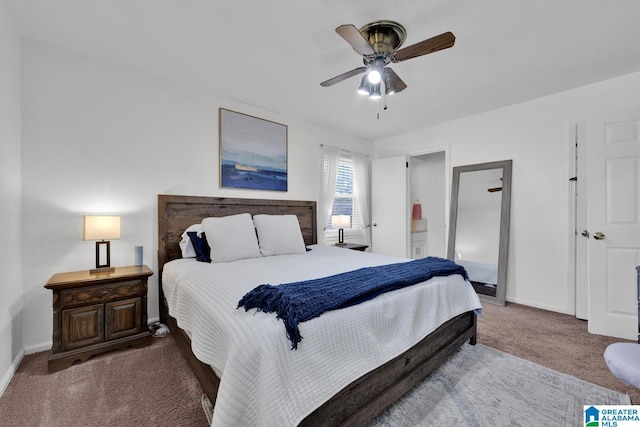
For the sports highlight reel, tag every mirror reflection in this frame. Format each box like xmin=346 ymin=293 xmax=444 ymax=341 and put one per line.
xmin=448 ymin=160 xmax=512 ymax=305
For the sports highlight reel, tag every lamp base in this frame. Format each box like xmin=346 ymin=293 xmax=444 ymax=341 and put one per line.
xmin=90 ymin=266 xmax=115 ymax=274
xmin=94 ymin=240 xmax=113 ymax=274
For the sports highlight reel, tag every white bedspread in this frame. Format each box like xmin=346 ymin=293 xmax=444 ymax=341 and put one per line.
xmin=162 ymin=244 xmax=482 ymax=427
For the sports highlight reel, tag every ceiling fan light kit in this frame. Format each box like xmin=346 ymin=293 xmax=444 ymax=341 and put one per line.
xmin=321 ymin=20 xmax=456 ymax=111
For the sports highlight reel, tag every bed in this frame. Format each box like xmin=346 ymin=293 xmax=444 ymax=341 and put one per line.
xmin=157 ymin=194 xmax=481 ymax=426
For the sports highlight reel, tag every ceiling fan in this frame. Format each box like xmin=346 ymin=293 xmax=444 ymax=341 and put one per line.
xmin=488 ymin=178 xmax=504 ymax=193
xmin=320 ymin=20 xmax=456 ymax=99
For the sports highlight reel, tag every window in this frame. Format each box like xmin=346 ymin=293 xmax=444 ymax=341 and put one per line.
xmin=320 ymin=145 xmax=370 ymax=246
xmin=327 ymin=152 xmax=362 ymax=234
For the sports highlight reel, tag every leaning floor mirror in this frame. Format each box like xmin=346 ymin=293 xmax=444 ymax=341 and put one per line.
xmin=447 ymin=160 xmax=512 ymax=305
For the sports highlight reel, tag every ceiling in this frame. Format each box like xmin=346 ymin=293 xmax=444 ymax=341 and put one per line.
xmin=9 ymin=0 xmax=640 ymax=141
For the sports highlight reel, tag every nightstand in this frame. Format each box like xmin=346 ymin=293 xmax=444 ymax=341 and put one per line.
xmin=335 ymin=243 xmax=369 ymax=251
xmin=45 ymin=265 xmax=153 ymax=372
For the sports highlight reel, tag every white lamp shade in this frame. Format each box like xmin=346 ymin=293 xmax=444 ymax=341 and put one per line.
xmin=331 ymin=215 xmax=350 ymax=229
xmin=83 ymin=215 xmax=121 ymax=240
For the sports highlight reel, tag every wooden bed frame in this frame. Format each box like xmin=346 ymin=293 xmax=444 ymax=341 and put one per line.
xmin=157 ymin=194 xmax=477 ymax=426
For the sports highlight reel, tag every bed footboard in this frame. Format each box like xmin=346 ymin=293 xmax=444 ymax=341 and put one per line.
xmin=164 ymin=296 xmax=476 ymax=427
xmin=300 ymin=311 xmax=476 ymax=426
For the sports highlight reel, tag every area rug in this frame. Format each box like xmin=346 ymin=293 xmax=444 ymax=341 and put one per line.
xmin=371 ymin=343 xmax=631 ymax=426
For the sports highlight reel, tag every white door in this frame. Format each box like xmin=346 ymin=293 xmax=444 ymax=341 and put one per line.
xmin=586 ymin=107 xmax=640 ymax=340
xmin=371 ymin=156 xmax=409 ymax=257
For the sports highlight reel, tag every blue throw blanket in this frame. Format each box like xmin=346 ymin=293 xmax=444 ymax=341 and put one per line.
xmin=237 ymin=256 xmax=468 ymax=349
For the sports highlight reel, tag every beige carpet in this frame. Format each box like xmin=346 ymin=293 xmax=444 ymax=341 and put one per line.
xmin=0 ymin=334 xmax=209 ymax=427
xmin=0 ymin=302 xmax=636 ymax=426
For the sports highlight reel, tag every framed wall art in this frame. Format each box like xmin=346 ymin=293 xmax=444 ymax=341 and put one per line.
xmin=219 ymin=108 xmax=288 ymax=191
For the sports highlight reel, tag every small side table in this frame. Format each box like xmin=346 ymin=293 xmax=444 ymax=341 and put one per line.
xmin=335 ymin=243 xmax=369 ymax=251
xmin=45 ymin=265 xmax=153 ymax=372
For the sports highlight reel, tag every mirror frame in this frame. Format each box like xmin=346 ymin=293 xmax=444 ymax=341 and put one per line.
xmin=447 ymin=159 xmax=512 ymax=306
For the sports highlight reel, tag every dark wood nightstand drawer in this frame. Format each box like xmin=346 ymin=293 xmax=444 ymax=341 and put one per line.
xmin=61 ymin=280 xmax=144 ymax=309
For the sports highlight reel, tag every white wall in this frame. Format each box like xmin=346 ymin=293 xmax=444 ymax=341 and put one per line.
xmin=0 ymin=0 xmax=23 ymax=394
xmin=374 ymin=71 xmax=640 ymax=313
xmin=20 ymin=39 xmax=373 ymax=351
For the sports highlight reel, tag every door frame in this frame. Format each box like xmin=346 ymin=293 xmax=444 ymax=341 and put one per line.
xmin=569 ymin=120 xmax=588 ymax=319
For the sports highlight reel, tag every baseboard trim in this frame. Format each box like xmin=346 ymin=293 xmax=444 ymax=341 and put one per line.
xmin=23 ymin=342 xmax=51 ymax=355
xmin=23 ymin=318 xmax=161 ymax=357
xmin=506 ymin=297 xmax=570 ymax=315
xmin=0 ymin=348 xmax=25 ymax=397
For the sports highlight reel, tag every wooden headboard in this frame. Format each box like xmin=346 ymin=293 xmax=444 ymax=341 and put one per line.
xmin=157 ymin=195 xmax=317 ymax=272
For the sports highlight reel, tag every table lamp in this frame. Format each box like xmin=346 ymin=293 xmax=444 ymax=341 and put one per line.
xmin=83 ymin=215 xmax=121 ymax=273
xmin=331 ymin=215 xmax=350 ymax=246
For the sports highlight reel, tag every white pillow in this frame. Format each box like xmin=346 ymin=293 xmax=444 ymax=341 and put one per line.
xmin=179 ymin=224 xmax=203 ymax=258
xmin=253 ymin=214 xmax=306 ymax=256
xmin=201 ymin=213 xmax=261 ymax=262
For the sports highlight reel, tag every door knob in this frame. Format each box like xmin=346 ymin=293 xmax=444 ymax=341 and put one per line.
xmin=593 ymin=232 xmax=605 ymax=240
xmin=580 ymin=230 xmax=589 ymax=238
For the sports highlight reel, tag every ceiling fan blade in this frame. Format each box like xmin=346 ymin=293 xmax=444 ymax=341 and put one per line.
xmin=335 ymin=24 xmax=375 ymax=56
xmin=384 ymin=68 xmax=407 ymax=93
xmin=393 ymin=31 xmax=456 ymax=62
xmin=320 ymin=67 xmax=367 ymax=87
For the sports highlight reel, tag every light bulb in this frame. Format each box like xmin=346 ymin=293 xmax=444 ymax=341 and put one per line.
xmin=367 ymin=69 xmax=382 ymax=84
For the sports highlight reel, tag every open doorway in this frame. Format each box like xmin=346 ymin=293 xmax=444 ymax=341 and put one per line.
xmin=409 ymin=149 xmax=448 ymax=258
xmin=371 ymin=147 xmax=448 ymax=258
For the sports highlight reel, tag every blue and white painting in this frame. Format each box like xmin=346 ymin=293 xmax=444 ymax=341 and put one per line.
xmin=219 ymin=108 xmax=288 ymax=191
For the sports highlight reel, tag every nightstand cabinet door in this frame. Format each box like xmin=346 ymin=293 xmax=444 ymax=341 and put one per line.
xmin=106 ymin=297 xmax=142 ymax=340
xmin=62 ymin=303 xmax=105 ymax=350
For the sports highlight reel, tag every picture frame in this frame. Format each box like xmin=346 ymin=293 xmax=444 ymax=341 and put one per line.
xmin=219 ymin=108 xmax=288 ymax=191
